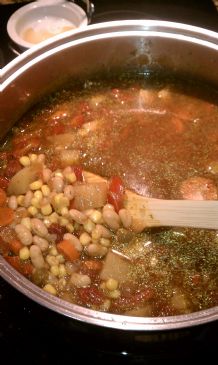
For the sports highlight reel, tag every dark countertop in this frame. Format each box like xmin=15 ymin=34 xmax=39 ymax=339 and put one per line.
xmin=1 ymin=1 xmax=218 ymax=363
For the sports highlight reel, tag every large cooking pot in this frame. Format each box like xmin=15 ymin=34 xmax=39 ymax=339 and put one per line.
xmin=1 ymin=20 xmax=218 ymax=331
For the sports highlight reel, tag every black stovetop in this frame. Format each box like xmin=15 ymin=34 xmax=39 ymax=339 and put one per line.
xmin=1 ymin=1 xmax=218 ymax=363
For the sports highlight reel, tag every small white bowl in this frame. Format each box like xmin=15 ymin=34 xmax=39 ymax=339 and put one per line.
xmin=7 ymin=0 xmax=89 ymax=50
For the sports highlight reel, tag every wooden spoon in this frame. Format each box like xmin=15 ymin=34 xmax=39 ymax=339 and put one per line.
xmin=84 ymin=171 xmax=218 ymax=232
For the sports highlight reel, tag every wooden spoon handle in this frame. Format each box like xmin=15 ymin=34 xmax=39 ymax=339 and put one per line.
xmin=84 ymin=171 xmax=218 ymax=231
xmin=124 ymin=192 xmax=218 ymax=231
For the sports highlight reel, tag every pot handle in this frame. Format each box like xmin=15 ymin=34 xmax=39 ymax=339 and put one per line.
xmin=73 ymin=0 xmax=95 ymax=24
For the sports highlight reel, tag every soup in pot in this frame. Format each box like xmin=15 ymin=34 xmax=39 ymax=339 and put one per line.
xmin=0 ymin=73 xmax=217 ymax=317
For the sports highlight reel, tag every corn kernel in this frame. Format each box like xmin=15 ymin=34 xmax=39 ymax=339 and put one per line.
xmin=100 ymin=238 xmax=111 ymax=247
xmin=43 ymin=284 xmax=57 ymax=295
xmin=107 ymin=289 xmax=121 ymax=299
xmin=41 ymin=204 xmax=52 ymax=216
xmin=41 ymin=184 xmax=50 ymax=197
xmin=34 ymin=190 xmax=43 ymax=200
xmin=59 ymin=217 xmax=69 ymax=226
xmin=66 ymin=223 xmax=74 ymax=233
xmin=30 ymin=197 xmax=41 ymax=208
xmin=60 ymin=207 xmax=69 ymax=217
xmin=50 ymin=265 xmax=59 ymax=276
xmin=56 ymin=254 xmax=65 ymax=264
xmin=19 ymin=156 xmax=30 ymax=167
xmin=105 ymin=278 xmax=118 ymax=291
xmin=79 ymin=232 xmax=91 ymax=246
xmin=28 ymin=206 xmax=38 ymax=216
xmin=19 ymin=246 xmax=30 ymax=260
xmin=65 ymin=172 xmax=76 ymax=183
xmin=49 ymin=246 xmax=58 ymax=256
xmin=17 ymin=195 xmax=24 ymax=206
xmin=29 ymin=153 xmax=37 ymax=162
xmin=83 ymin=219 xmax=95 ymax=233
xmin=90 ymin=210 xmax=102 ymax=224
xmin=21 ymin=217 xmax=31 ymax=230
xmin=54 ymin=171 xmax=63 ymax=178
xmin=59 ymin=264 xmax=67 ymax=277
xmin=43 ymin=218 xmax=51 ymax=227
xmin=48 ymin=212 xmax=59 ymax=224
xmin=29 ymin=180 xmax=43 ymax=190
xmin=46 ymin=255 xmax=59 ymax=267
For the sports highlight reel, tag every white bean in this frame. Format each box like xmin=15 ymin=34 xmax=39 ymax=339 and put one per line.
xmin=64 ymin=185 xmax=74 ymax=200
xmin=63 ymin=233 xmax=83 ymax=251
xmin=8 ymin=196 xmax=17 ymax=210
xmin=15 ymin=224 xmax=33 ymax=246
xmin=31 ymin=218 xmax=48 ymax=237
xmin=37 ymin=154 xmax=45 ymax=163
xmin=42 ymin=168 xmax=52 ymax=183
xmin=119 ymin=209 xmax=132 ymax=229
xmin=70 ymin=273 xmax=91 ymax=288
xmin=30 ymin=245 xmax=45 ymax=269
xmin=102 ymin=210 xmax=120 ymax=230
xmin=69 ymin=209 xmax=87 ymax=224
xmin=95 ymin=224 xmax=111 ymax=238
xmin=23 ymin=190 xmax=34 ymax=208
xmin=51 ymin=176 xmax=64 ymax=193
xmin=86 ymin=243 xmax=107 ymax=258
xmin=33 ymin=235 xmax=49 ymax=252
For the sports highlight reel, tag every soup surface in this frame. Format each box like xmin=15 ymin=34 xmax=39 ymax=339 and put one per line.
xmin=0 ymin=74 xmax=218 ymax=317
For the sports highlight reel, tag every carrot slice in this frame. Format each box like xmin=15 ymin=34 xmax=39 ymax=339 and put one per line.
xmin=0 ymin=207 xmax=14 ymax=226
xmin=57 ymin=239 xmax=80 ymax=261
xmin=8 ymin=239 xmax=23 ymax=255
xmin=5 ymin=255 xmax=33 ymax=276
xmin=0 ymin=188 xmax=6 ymax=206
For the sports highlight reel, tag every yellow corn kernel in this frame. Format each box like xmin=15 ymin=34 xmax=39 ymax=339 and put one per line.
xmin=19 ymin=156 xmax=30 ymax=167
xmin=79 ymin=232 xmax=91 ymax=246
xmin=83 ymin=219 xmax=95 ymax=233
xmin=59 ymin=217 xmax=69 ymax=226
xmin=66 ymin=223 xmax=74 ymax=233
xmin=29 ymin=180 xmax=43 ymax=190
xmin=46 ymin=255 xmax=59 ymax=267
xmin=60 ymin=207 xmax=69 ymax=217
xmin=17 ymin=195 xmax=24 ymax=206
xmin=65 ymin=172 xmax=76 ymax=183
xmin=41 ymin=184 xmax=50 ymax=197
xmin=49 ymin=246 xmax=58 ymax=256
xmin=21 ymin=217 xmax=31 ymax=230
xmin=48 ymin=212 xmax=59 ymax=224
xmin=28 ymin=206 xmax=38 ymax=216
xmin=50 ymin=265 xmax=60 ymax=276
xmin=58 ymin=264 xmax=67 ymax=277
xmin=56 ymin=254 xmax=65 ymax=264
xmin=100 ymin=238 xmax=111 ymax=247
xmin=29 ymin=153 xmax=37 ymax=162
xmin=105 ymin=278 xmax=118 ymax=291
xmin=19 ymin=246 xmax=30 ymax=260
xmin=43 ymin=284 xmax=57 ymax=295
xmin=90 ymin=210 xmax=102 ymax=224
xmin=54 ymin=171 xmax=63 ymax=178
xmin=41 ymin=204 xmax=53 ymax=216
xmin=107 ymin=289 xmax=121 ymax=299
xmin=30 ymin=197 xmax=41 ymax=209
xmin=34 ymin=190 xmax=43 ymax=200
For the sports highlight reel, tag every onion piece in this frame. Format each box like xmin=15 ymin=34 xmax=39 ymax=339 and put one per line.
xmin=7 ymin=162 xmax=43 ymax=196
xmin=73 ymin=182 xmax=108 ymax=211
xmin=100 ymin=250 xmax=132 ymax=283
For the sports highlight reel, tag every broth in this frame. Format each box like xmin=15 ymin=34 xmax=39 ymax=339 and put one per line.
xmin=0 ymin=74 xmax=217 ymax=316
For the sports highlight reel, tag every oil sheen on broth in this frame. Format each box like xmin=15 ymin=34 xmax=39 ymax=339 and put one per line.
xmin=0 ymin=73 xmax=217 ymax=317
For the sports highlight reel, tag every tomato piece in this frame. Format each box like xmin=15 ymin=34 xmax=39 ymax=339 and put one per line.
xmin=0 ymin=188 xmax=7 ymax=206
xmin=0 ymin=176 xmax=9 ymax=190
xmin=49 ymin=124 xmax=66 ymax=135
xmin=5 ymin=255 xmax=33 ymax=277
xmin=48 ymin=223 xmax=67 ymax=243
xmin=72 ymin=165 xmax=84 ymax=182
xmin=77 ymin=286 xmax=105 ymax=306
xmin=70 ymin=114 xmax=85 ymax=128
xmin=107 ymin=176 xmax=125 ymax=212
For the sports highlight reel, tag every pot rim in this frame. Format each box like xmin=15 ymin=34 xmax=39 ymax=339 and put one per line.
xmin=1 ymin=19 xmax=218 ymax=331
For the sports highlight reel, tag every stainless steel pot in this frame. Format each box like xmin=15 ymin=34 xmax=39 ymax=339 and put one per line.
xmin=1 ymin=20 xmax=218 ymax=331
